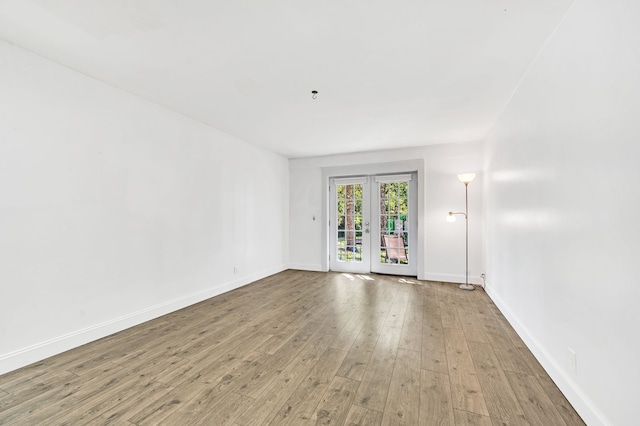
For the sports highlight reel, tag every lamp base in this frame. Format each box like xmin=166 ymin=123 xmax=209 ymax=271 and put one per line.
xmin=458 ymin=284 xmax=475 ymax=291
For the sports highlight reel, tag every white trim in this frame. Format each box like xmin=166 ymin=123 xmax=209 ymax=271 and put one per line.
xmin=331 ymin=176 xmax=367 ymax=185
xmin=321 ymin=159 xmax=425 ymax=277
xmin=485 ymin=286 xmax=609 ymax=426
xmin=329 ymin=176 xmax=371 ymax=274
xmin=0 ymin=265 xmax=287 ymax=375
xmin=374 ymin=174 xmax=412 ymax=183
xmin=370 ymin=173 xmax=417 ymax=277
xmin=287 ymin=263 xmax=324 ymax=272
xmin=421 ymin=272 xmax=484 ymax=285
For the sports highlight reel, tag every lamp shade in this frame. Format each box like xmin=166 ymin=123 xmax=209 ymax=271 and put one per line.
xmin=446 ymin=212 xmax=456 ymax=222
xmin=458 ymin=173 xmax=476 ymax=184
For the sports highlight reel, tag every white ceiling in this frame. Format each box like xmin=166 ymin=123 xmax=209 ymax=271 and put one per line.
xmin=0 ymin=0 xmax=574 ymax=158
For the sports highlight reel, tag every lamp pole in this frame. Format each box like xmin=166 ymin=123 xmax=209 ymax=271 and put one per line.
xmin=462 ymin=181 xmax=473 ymax=290
xmin=448 ymin=173 xmax=475 ymax=291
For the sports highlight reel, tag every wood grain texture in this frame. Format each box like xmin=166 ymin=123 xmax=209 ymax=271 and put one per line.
xmin=353 ymin=326 xmax=402 ymax=411
xmin=270 ymin=348 xmax=349 ymax=425
xmin=454 ymin=409 xmax=493 ymax=425
xmin=312 ymin=376 xmax=359 ymax=425
xmin=235 ymin=332 xmax=335 ymax=426
xmin=444 ymin=327 xmax=476 ymax=374
xmin=344 ymin=404 xmax=383 ymax=425
xmin=381 ymin=348 xmax=421 ymax=425
xmin=0 ymin=271 xmax=584 ymax=425
xmin=504 ymin=370 xmax=566 ymax=426
xmin=419 ymin=369 xmax=454 ymax=426
xmin=467 ymin=341 xmax=527 ymax=424
xmin=448 ymin=371 xmax=490 ymax=416
xmin=399 ymin=302 xmax=423 ymax=352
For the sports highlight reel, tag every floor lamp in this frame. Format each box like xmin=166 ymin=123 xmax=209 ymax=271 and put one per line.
xmin=447 ymin=173 xmax=476 ymax=291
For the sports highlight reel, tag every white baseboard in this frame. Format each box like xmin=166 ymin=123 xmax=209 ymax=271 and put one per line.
xmin=287 ymin=263 xmax=325 ymax=272
xmin=485 ymin=286 xmax=609 ymax=426
xmin=0 ymin=265 xmax=286 ymax=376
xmin=421 ymin=272 xmax=483 ymax=285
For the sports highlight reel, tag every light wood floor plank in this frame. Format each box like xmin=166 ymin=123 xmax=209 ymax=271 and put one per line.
xmin=448 ymin=372 xmax=490 ymax=417
xmin=232 ymin=322 xmax=322 ymax=398
xmin=422 ymin=348 xmax=448 ymax=375
xmin=511 ymin=344 xmax=585 ymax=424
xmin=381 ymin=348 xmax=421 ymax=425
xmin=312 ymin=376 xmax=360 ymax=425
xmin=444 ymin=327 xmax=476 ymax=374
xmin=504 ymin=370 xmax=567 ymax=426
xmin=454 ymin=408 xmax=493 ymax=425
xmin=127 ymin=351 xmax=267 ymax=425
xmin=483 ymin=325 xmax=533 ymax=375
xmin=354 ymin=326 xmax=402 ymax=412
xmin=399 ymin=302 xmax=423 ymax=352
xmin=95 ymin=380 xmax=175 ymax=425
xmin=467 ymin=341 xmax=527 ymax=425
xmin=17 ymin=363 xmax=166 ymax=424
xmin=344 ymin=404 xmax=383 ymax=425
xmin=384 ymin=289 xmax=411 ymax=329
xmin=0 ymin=271 xmax=584 ymax=426
xmin=235 ymin=332 xmax=335 ymax=426
xmin=458 ymin=299 xmax=490 ymax=344
xmin=335 ymin=311 xmax=390 ymax=381
xmin=421 ymin=314 xmax=445 ymax=352
xmin=440 ymin=301 xmax=463 ymax=330
xmin=33 ymin=368 xmax=157 ymax=425
xmin=533 ymin=375 xmax=586 ymax=426
xmin=419 ymin=369 xmax=454 ymax=426
xmin=0 ymin=371 xmax=81 ymax=424
xmin=335 ymin=348 xmax=373 ymax=382
xmin=269 ymin=348 xmax=349 ymax=425
xmin=330 ymin=309 xmax=375 ymax=352
xmin=161 ymin=390 xmax=252 ymax=426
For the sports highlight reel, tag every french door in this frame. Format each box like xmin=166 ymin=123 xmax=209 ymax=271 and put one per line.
xmin=329 ymin=173 xmax=417 ymax=276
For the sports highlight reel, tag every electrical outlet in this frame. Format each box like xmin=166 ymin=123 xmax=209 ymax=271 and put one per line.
xmin=568 ymin=348 xmax=577 ymax=375
xmin=234 ymin=266 xmax=239 ymax=274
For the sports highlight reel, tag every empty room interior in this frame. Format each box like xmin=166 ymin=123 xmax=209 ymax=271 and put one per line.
xmin=1 ymin=1 xmax=638 ymax=425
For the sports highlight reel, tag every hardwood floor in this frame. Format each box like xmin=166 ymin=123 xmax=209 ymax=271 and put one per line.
xmin=0 ymin=270 xmax=585 ymax=425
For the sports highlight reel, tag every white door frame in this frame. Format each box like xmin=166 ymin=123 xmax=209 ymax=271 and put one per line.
xmin=321 ymin=159 xmax=425 ymax=279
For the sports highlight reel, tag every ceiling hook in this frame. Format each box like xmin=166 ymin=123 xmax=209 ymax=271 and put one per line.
xmin=311 ymin=90 xmax=318 ymax=100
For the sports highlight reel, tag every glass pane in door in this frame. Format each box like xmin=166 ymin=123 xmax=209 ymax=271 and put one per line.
xmin=336 ymin=183 xmax=364 ymax=263
xmin=378 ymin=181 xmax=409 ymax=265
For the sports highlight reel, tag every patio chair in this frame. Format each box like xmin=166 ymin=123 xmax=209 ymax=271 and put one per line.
xmin=383 ymin=234 xmax=407 ymax=263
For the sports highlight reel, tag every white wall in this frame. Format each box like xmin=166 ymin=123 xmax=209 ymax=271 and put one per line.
xmin=484 ymin=1 xmax=640 ymax=424
xmin=289 ymin=142 xmax=484 ymax=283
xmin=0 ymin=41 xmax=289 ymax=374
xmin=424 ymin=144 xmax=485 ymax=284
